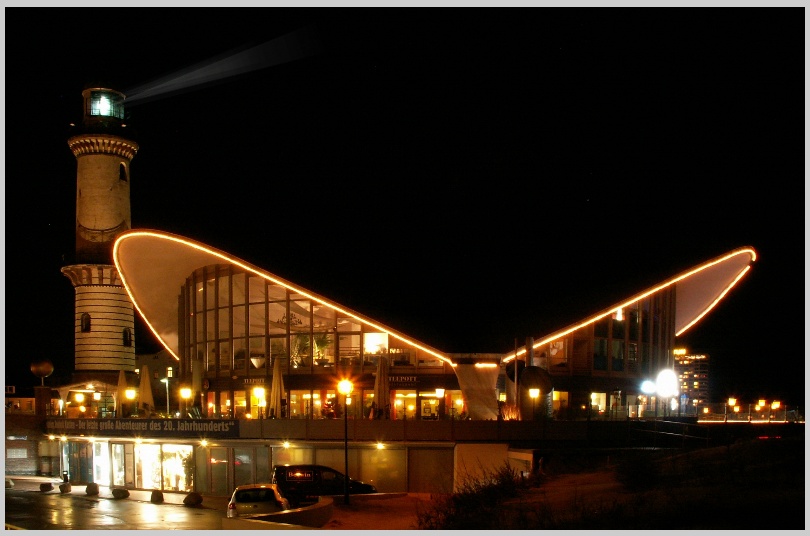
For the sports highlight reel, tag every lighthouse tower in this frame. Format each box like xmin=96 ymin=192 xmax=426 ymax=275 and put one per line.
xmin=61 ymin=86 xmax=139 ymax=385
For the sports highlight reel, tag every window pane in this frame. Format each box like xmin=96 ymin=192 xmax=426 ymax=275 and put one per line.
xmin=219 ymin=308 xmax=230 ymax=339
xmin=248 ymin=275 xmax=267 ymax=303
xmin=249 ymin=304 xmax=266 ymax=335
xmin=611 ymin=340 xmax=624 ymax=371
xmin=233 ymin=305 xmax=246 ymax=338
xmin=593 ymin=339 xmax=608 ymax=370
xmin=268 ymin=303 xmax=287 ymax=335
xmin=231 ymin=272 xmax=246 ymax=306
xmin=218 ymin=273 xmax=230 ymax=308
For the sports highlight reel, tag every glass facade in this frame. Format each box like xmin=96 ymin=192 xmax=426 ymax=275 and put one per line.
xmin=179 ymin=264 xmax=453 ymax=420
xmin=530 ymin=287 xmax=676 ymax=414
xmin=173 ymin=262 xmax=677 ymax=423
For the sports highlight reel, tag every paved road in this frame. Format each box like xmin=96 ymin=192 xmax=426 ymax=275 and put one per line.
xmin=5 ymin=476 xmax=416 ymax=530
xmin=5 ymin=477 xmax=227 ymax=530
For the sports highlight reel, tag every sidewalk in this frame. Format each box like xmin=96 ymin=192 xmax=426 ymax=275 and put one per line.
xmin=5 ymin=475 xmax=229 ymax=511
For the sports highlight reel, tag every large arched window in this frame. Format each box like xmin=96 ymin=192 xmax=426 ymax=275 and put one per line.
xmin=81 ymin=313 xmax=91 ymax=333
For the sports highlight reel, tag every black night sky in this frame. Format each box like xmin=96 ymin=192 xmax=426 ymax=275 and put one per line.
xmin=4 ymin=8 xmax=805 ymax=406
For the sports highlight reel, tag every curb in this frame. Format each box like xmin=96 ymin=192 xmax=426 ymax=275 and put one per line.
xmin=5 ymin=475 xmax=229 ymax=510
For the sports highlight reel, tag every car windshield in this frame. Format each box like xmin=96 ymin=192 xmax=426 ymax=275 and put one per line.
xmin=235 ymin=488 xmax=277 ymax=502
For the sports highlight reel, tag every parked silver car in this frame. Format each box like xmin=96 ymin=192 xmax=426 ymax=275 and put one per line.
xmin=226 ymin=483 xmax=290 ymax=518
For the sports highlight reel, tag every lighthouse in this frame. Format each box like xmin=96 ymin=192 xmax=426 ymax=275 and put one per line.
xmin=61 ymin=86 xmax=139 ymax=386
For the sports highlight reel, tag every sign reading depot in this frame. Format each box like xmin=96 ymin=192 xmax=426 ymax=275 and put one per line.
xmin=46 ymin=418 xmax=240 ymax=438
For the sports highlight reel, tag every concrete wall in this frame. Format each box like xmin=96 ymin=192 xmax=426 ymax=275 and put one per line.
xmin=221 ymin=497 xmax=334 ymax=529
xmin=5 ymin=413 xmax=47 ymax=475
xmin=453 ymin=443 xmax=510 ymax=492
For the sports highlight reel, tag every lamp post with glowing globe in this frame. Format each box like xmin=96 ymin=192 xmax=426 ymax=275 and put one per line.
xmin=641 ymin=380 xmax=656 ymax=419
xmin=30 ymin=360 xmax=55 ymax=417
xmin=125 ymin=389 xmax=136 ymax=417
xmin=337 ymin=379 xmax=353 ymax=505
xmin=529 ymin=388 xmax=540 ymax=420
xmin=655 ymin=369 xmax=678 ymax=417
xmin=725 ymin=397 xmax=737 ymax=423
xmin=181 ymin=387 xmax=193 ymax=418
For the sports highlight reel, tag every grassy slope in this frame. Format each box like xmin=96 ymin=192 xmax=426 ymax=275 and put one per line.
xmin=417 ymin=436 xmax=805 ymax=530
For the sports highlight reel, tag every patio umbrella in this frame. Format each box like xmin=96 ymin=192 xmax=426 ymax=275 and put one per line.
xmin=372 ymin=354 xmax=390 ymax=419
xmin=268 ymin=357 xmax=285 ymax=419
xmin=115 ymin=369 xmax=129 ymax=417
xmin=138 ymin=364 xmax=156 ymax=417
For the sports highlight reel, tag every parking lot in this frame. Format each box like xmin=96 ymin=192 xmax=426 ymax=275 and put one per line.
xmin=5 ymin=475 xmax=424 ymax=530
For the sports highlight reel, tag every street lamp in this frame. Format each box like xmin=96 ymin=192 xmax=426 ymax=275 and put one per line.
xmin=252 ymin=387 xmax=266 ymax=419
xmin=725 ymin=397 xmax=736 ymax=422
xmin=641 ymin=380 xmax=656 ymax=419
xmin=770 ymin=400 xmax=780 ymax=423
xmin=435 ymin=388 xmax=445 ymax=419
xmin=160 ymin=378 xmax=170 ymax=417
xmin=93 ymin=392 xmax=101 ymax=418
xmin=337 ymin=378 xmax=353 ymax=505
xmin=75 ymin=392 xmax=86 ymax=416
xmin=656 ymin=369 xmax=678 ymax=418
xmin=125 ymin=388 xmax=136 ymax=417
xmin=529 ymin=388 xmax=540 ymax=420
xmin=180 ymin=387 xmax=192 ymax=418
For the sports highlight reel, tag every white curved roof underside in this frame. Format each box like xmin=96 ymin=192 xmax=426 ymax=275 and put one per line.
xmin=114 ymin=230 xmax=755 ymax=365
xmin=505 ymin=247 xmax=756 ymax=362
xmin=112 ymin=230 xmax=451 ymax=362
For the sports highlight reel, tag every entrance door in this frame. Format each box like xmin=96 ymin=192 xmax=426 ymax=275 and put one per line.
xmin=210 ymin=446 xmax=230 ymax=495
xmin=66 ymin=442 xmax=93 ymax=484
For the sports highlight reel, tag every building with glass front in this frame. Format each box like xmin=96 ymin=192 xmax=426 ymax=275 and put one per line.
xmin=23 ymin=232 xmax=750 ymax=496
xmin=22 ymin=86 xmax=762 ymax=498
xmin=112 ymin=230 xmax=756 ymax=425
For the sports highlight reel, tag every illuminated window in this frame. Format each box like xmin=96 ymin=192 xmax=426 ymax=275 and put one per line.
xmin=88 ymin=90 xmax=124 ymax=119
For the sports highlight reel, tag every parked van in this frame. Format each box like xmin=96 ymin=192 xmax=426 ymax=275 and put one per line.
xmin=271 ymin=464 xmax=377 ymax=506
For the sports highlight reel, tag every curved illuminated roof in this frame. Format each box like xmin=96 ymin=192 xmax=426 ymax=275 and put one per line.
xmin=112 ymin=230 xmax=452 ymax=364
xmin=503 ymin=247 xmax=757 ymax=363
xmin=114 ymin=231 xmax=755 ymax=370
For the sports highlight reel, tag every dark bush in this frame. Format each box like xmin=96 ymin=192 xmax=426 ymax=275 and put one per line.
xmin=417 ymin=438 xmax=805 ymax=530
xmin=417 ymin=462 xmax=523 ymax=529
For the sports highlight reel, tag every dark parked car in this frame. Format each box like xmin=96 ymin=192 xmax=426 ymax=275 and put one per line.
xmin=271 ymin=464 xmax=377 ymax=506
